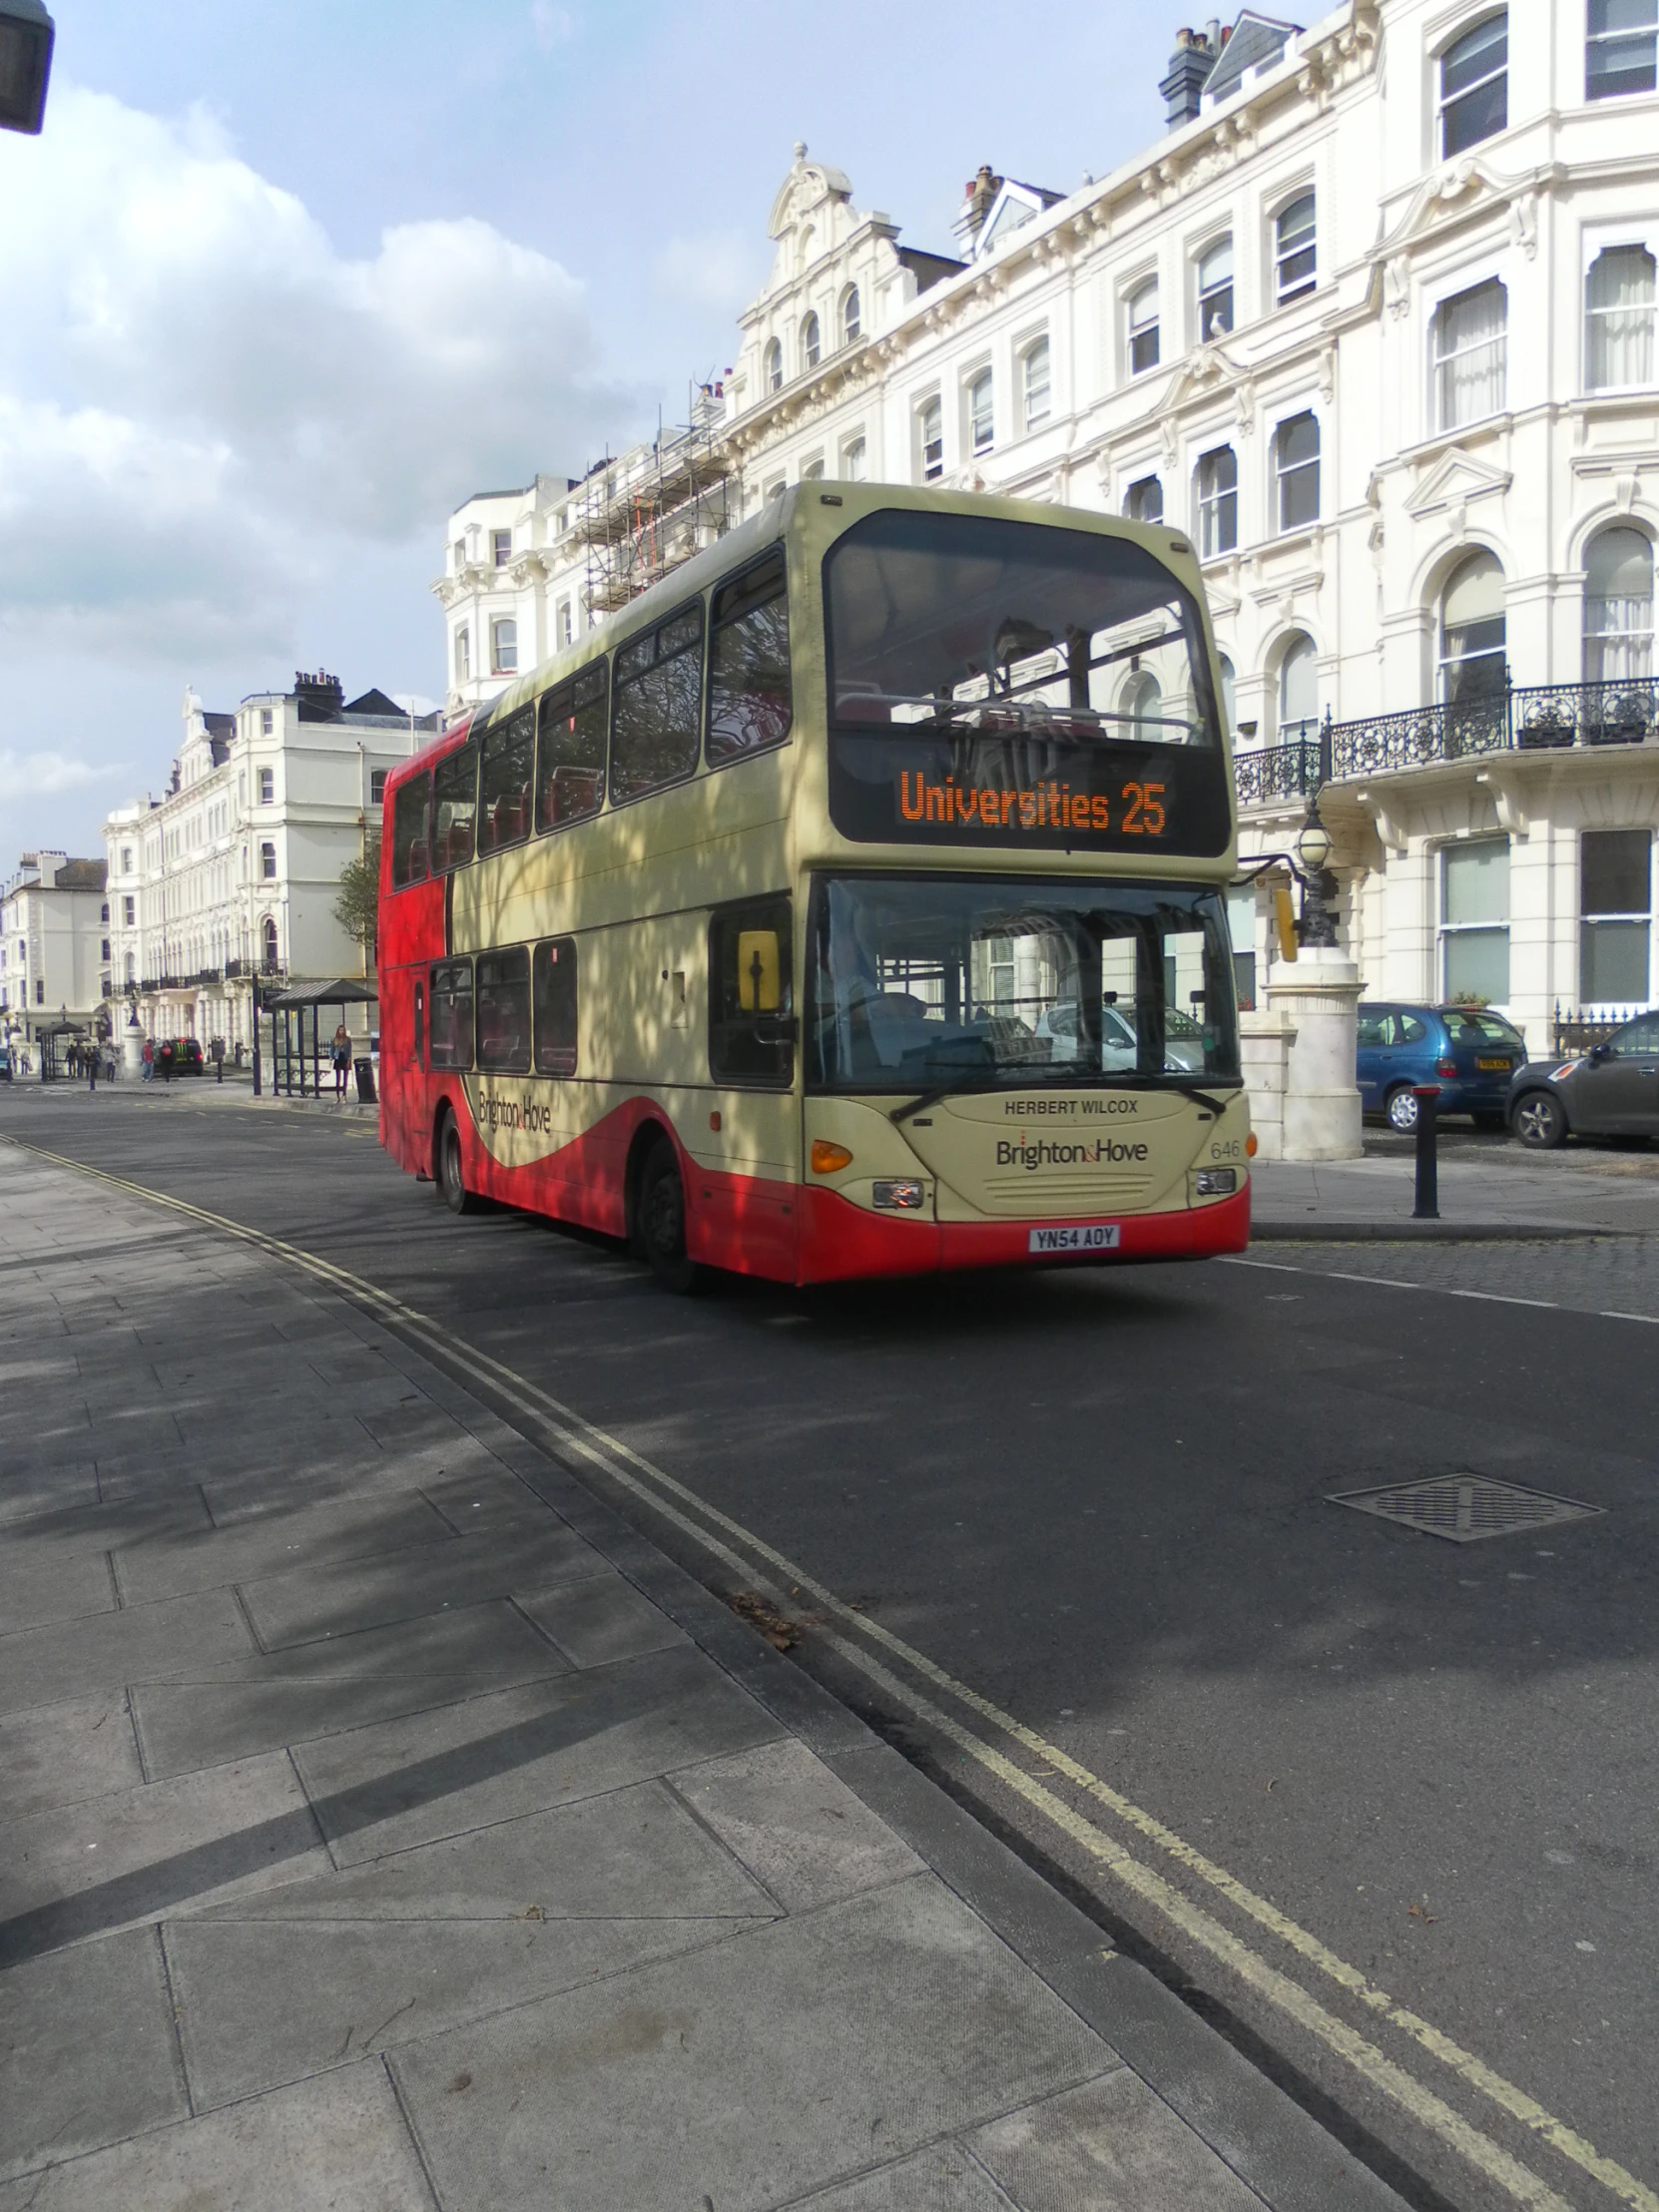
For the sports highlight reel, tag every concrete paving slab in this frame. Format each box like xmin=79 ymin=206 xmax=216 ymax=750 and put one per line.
xmin=0 ymin=1546 xmax=115 ymax=1634
xmin=0 ymin=1490 xmax=211 ymax=1562
xmin=240 ymin=1520 xmax=604 ymax=1650
xmin=113 ymin=1490 xmax=455 ymax=1607
xmin=420 ymin=1469 xmax=550 ymax=1534
xmin=515 ymin=1568 xmax=691 ymax=1669
xmin=136 ymin=1593 xmax=569 ymax=1688
xmin=673 ymin=1737 xmax=924 ymax=1915
xmin=0 ymin=1462 xmax=97 ymax=1523
xmin=0 ymin=1927 xmax=188 ymax=2182
xmin=967 ymin=2069 xmax=1270 ymax=2211
xmin=0 ymin=1589 xmax=254 ymax=1714
xmin=0 ymin=1752 xmax=328 ymax=1963
xmin=0 ymin=2057 xmax=434 ymax=2212
xmin=292 ymin=1642 xmax=785 ymax=1866
xmin=203 ymin=1434 xmax=511 ymax=1522
xmin=789 ymin=2141 xmax=1020 ymax=2210
xmin=391 ymin=1875 xmax=1110 ymax=2212
xmin=0 ymin=1693 xmax=144 ymax=1820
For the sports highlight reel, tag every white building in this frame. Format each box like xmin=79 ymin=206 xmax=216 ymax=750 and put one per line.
xmin=104 ymin=674 xmax=438 ymax=1053
xmin=0 ymin=851 xmax=110 ymax=1049
xmin=437 ymin=0 xmax=1659 ymax=1052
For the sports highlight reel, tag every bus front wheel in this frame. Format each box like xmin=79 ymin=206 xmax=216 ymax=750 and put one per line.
xmin=638 ymin=1138 xmax=700 ymax=1295
xmin=437 ymin=1114 xmax=478 ymax=1216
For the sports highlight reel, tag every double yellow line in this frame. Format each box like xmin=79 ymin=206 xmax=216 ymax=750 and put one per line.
xmin=6 ymin=1131 xmax=1652 ymax=2212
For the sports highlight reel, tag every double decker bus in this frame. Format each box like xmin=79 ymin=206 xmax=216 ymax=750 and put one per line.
xmin=377 ymin=485 xmax=1251 ymax=1289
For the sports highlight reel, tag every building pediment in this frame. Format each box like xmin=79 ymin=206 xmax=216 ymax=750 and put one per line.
xmin=1376 ymin=155 xmax=1560 ymax=266
xmin=767 ymin=143 xmax=852 ymax=243
xmin=1160 ymin=339 xmax=1256 ymax=423
xmin=1404 ymin=446 xmax=1512 ymax=519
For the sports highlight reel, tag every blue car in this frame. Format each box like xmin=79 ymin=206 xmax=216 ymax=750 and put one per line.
xmin=1356 ymin=1003 xmax=1528 ymax=1132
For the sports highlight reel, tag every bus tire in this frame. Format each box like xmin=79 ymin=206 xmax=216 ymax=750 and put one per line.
xmin=637 ymin=1137 xmax=700 ymax=1295
xmin=436 ymin=1111 xmax=479 ymax=1216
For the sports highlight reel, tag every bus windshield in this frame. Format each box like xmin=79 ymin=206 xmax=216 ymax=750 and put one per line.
xmin=807 ymin=875 xmax=1240 ymax=1094
xmin=826 ymin=509 xmax=1219 ymax=748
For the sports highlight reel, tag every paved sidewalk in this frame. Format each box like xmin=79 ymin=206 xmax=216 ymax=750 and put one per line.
xmin=0 ymin=1144 xmax=1401 ymax=2212
xmin=1252 ymin=1149 xmax=1659 ymax=1239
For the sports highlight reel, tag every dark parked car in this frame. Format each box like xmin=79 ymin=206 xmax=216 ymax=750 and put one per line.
xmin=157 ymin=1037 xmax=206 ymax=1077
xmin=1508 ymin=1009 xmax=1659 ymax=1147
xmin=1356 ymin=1003 xmax=1528 ymax=1132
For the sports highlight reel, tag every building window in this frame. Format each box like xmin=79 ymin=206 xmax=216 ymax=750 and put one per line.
xmin=801 ymin=456 xmax=826 ymax=480
xmin=1432 ymin=278 xmax=1507 ymax=429
xmin=455 ymin=626 xmax=471 ymax=684
xmin=1274 ymin=412 xmax=1321 ymax=530
xmin=1276 ymin=633 xmax=1319 ymax=740
xmin=1195 ymin=445 xmax=1238 ymax=559
xmin=1587 ymin=0 xmax=1657 ymax=97
xmin=1581 ymin=830 xmax=1653 ymax=1004
xmin=841 ymin=435 xmax=866 ymax=481
xmin=121 ymin=845 xmax=133 ymax=872
xmin=101 ymin=900 xmax=109 ymax=922
xmin=968 ymin=369 xmax=994 ymax=454
xmin=841 ymin=285 xmax=861 ymax=345
xmin=262 ymin=917 xmax=278 ymax=970
xmin=1583 ymin=526 xmax=1655 ymax=683
xmin=1197 ymin=239 xmax=1234 ymax=341
xmin=260 ymin=840 xmax=276 ymax=880
xmin=1586 ymin=246 xmax=1656 ymax=390
xmin=557 ymin=598 xmax=574 ymax=648
xmin=919 ymin=395 xmax=943 ymax=481
xmin=34 ymin=979 xmax=44 ymax=1004
xmin=1128 ymin=279 xmax=1160 ymax=375
xmin=370 ymin=769 xmax=388 ymax=806
xmin=490 ymin=616 xmax=517 ymax=675
xmin=1022 ymin=337 xmax=1052 ymax=429
xmin=1440 ymin=14 xmax=1507 ymax=155
xmin=1122 ymin=670 xmax=1164 ymax=741
xmin=259 ymin=767 xmax=275 ymax=805
xmin=257 ymin=708 xmax=272 ymax=737
xmin=764 ymin=337 xmax=783 ymax=392
xmin=123 ymin=895 xmax=135 ymax=925
xmin=1439 ymin=552 xmax=1507 ymax=702
xmin=802 ymin=311 xmax=821 ymax=369
xmin=452 ymin=538 xmax=466 ymax=573
xmin=1227 ymin=886 xmax=1258 ymax=1009
xmin=1441 ymin=837 xmax=1510 ymax=1002
xmin=1218 ymin=652 xmax=1238 ymax=735
xmin=491 ymin=528 xmax=512 ymax=568
xmin=1124 ymin=474 xmax=1164 ymax=525
xmin=101 ymin=938 xmax=110 ymax=960
xmin=1275 ymin=194 xmax=1317 ymax=305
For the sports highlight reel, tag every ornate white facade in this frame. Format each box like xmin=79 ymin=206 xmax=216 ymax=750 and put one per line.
xmin=438 ymin=0 xmax=1659 ymax=1050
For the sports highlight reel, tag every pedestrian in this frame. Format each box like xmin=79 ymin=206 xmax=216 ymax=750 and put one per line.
xmin=331 ymin=1020 xmax=352 ymax=1101
xmin=88 ymin=1042 xmax=98 ymax=1092
xmin=141 ymin=1036 xmax=154 ymax=1083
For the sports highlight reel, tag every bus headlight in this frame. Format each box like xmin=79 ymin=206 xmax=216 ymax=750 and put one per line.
xmin=1195 ymin=1168 xmax=1238 ymax=1196
xmin=871 ymin=1178 xmax=925 ymax=1211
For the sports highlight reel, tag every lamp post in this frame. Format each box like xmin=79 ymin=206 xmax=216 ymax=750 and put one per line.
xmin=1293 ymin=800 xmax=1340 ymax=950
xmin=0 ymin=1 xmax=53 ymax=134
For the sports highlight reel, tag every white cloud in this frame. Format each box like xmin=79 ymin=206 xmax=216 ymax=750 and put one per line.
xmin=651 ymin=230 xmax=763 ymax=316
xmin=0 ymin=86 xmax=632 ymax=660
xmin=0 ymin=750 xmax=120 ymax=803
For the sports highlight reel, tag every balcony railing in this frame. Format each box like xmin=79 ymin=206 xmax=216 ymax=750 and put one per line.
xmin=1235 ymin=675 xmax=1659 ymax=807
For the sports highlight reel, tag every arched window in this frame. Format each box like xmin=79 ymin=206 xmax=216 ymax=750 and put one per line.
xmin=968 ymin=369 xmax=994 ymax=454
xmin=1198 ymin=239 xmax=1234 ymax=341
xmin=490 ymin=617 xmax=517 ymax=674
xmin=1586 ymin=247 xmax=1656 ymax=390
xmin=124 ymin=951 xmax=136 ymax=986
xmin=262 ymin=916 xmax=278 ymax=971
xmin=1433 ymin=279 xmax=1507 ymax=429
xmin=918 ymin=395 xmax=943 ymax=481
xmin=1217 ymin=652 xmax=1238 ymax=736
xmin=1128 ymin=280 xmax=1159 ymax=375
xmin=1124 ymin=475 xmax=1163 ymax=525
xmin=1276 ymin=195 xmax=1317 ymax=305
xmin=841 ymin=286 xmax=861 ymax=346
xmin=802 ymin=312 xmax=821 ymax=370
xmin=1023 ymin=338 xmax=1051 ymax=428
xmin=841 ymin=436 xmax=866 ymax=482
xmin=764 ymin=338 xmax=783 ymax=393
xmin=1195 ymin=446 xmax=1238 ymax=559
xmin=1274 ymin=413 xmax=1320 ymax=531
xmin=1439 ymin=552 xmax=1507 ymax=703
xmin=1440 ymin=14 xmax=1507 ymax=156
xmin=1277 ymin=634 xmax=1319 ymax=740
xmin=1122 ymin=670 xmax=1163 ymax=741
xmin=1583 ymin=526 xmax=1654 ymax=684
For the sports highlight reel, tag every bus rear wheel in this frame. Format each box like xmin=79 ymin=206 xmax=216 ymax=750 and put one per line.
xmin=437 ymin=1114 xmax=478 ymax=1215
xmin=638 ymin=1138 xmax=700 ymax=1295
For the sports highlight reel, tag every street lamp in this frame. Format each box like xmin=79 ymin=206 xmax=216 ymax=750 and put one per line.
xmin=1293 ymin=799 xmax=1339 ymax=949
xmin=0 ymin=1 xmax=53 ymax=135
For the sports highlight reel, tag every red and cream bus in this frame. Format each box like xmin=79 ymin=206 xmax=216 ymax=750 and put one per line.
xmin=377 ymin=484 xmax=1252 ymax=1289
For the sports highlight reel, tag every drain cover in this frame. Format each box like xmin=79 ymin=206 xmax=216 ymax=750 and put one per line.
xmin=1328 ymin=1473 xmax=1603 ymax=1544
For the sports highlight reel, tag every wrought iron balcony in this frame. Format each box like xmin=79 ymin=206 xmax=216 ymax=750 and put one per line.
xmin=1234 ymin=674 xmax=1659 ymax=808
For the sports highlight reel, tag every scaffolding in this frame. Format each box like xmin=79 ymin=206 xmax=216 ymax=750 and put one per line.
xmin=572 ymin=385 xmax=732 ymax=617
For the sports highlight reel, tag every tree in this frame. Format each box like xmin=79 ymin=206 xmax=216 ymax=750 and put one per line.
xmin=333 ymin=832 xmax=380 ymax=966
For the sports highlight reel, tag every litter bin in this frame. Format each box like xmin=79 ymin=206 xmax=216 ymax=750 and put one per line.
xmin=354 ymin=1058 xmax=376 ymax=1105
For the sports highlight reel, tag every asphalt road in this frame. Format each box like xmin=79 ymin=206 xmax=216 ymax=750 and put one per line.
xmin=6 ymin=1083 xmax=1657 ymax=2212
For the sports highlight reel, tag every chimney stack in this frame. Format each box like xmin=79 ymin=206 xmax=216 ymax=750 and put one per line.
xmin=953 ymin=164 xmax=1004 ymax=253
xmin=1159 ymin=24 xmax=1219 ymax=127
xmin=294 ymin=670 xmax=345 ymax=723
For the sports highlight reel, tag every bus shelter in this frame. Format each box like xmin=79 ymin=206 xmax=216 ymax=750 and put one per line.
xmin=258 ymin=979 xmax=377 ymax=1099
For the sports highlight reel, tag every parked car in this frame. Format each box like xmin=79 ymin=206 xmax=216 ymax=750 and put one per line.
xmin=1033 ymin=999 xmax=1207 ymax=1073
xmin=156 ymin=1037 xmax=206 ymax=1076
xmin=1356 ymin=1003 xmax=1528 ymax=1132
xmin=0 ymin=1044 xmax=11 ymax=1081
xmin=1507 ymin=1008 xmax=1659 ymax=1147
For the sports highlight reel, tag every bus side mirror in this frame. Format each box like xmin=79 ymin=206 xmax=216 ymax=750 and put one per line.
xmin=738 ymin=930 xmax=782 ymax=1013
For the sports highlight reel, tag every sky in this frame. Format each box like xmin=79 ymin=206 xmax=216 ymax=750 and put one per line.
xmin=0 ymin=0 xmax=1190 ymax=858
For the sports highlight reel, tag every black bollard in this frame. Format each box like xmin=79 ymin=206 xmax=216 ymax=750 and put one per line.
xmin=1412 ymin=1084 xmax=1440 ymax=1220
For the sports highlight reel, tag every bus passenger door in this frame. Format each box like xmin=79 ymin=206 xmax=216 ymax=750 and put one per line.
xmin=695 ymin=899 xmax=800 ymax=1281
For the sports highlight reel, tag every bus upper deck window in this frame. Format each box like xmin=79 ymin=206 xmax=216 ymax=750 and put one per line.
xmin=611 ymin=604 xmax=705 ymax=804
xmin=432 ymin=746 xmax=478 ymax=871
xmin=707 ymin=551 xmax=793 ymax=767
xmin=478 ymin=708 xmax=535 ymax=856
xmin=390 ymin=772 xmax=432 ymax=887
xmin=537 ymin=664 xmax=607 ymax=831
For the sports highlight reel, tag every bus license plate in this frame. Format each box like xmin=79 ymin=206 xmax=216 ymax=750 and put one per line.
xmin=1476 ymin=1057 xmax=1512 ymax=1071
xmin=1029 ymin=1225 xmax=1122 ymax=1253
